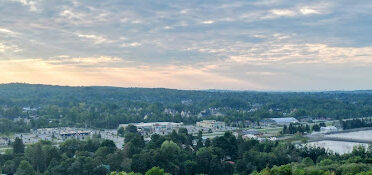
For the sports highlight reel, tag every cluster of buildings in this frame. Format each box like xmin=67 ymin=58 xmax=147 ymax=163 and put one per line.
xmin=235 ymin=129 xmax=277 ymax=141
xmin=7 ymin=127 xmax=123 ymax=148
xmin=239 ymin=130 xmax=263 ymax=140
xmin=9 ymin=128 xmax=93 ymax=145
xmin=3 ymin=115 xmax=340 ymax=151
xmin=163 ymin=108 xmax=192 ymax=118
xmin=262 ymin=117 xmax=299 ymax=126
xmin=0 ymin=137 xmax=10 ymax=147
xmin=119 ymin=120 xmax=230 ymax=136
xmin=32 ymin=127 xmax=91 ymax=140
xmin=196 ymin=120 xmax=226 ymax=130
xmin=198 ymin=108 xmax=224 ymax=117
xmin=119 ymin=122 xmax=184 ymax=136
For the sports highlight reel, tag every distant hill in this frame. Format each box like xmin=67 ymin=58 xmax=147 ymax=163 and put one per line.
xmin=1 ymin=83 xmax=372 ymax=129
xmin=1 ymin=82 xmax=372 ymax=107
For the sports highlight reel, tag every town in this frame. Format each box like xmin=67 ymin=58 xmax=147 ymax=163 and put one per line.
xmin=1 ymin=116 xmax=347 ymax=151
xmin=1 ymin=85 xmax=372 ymax=175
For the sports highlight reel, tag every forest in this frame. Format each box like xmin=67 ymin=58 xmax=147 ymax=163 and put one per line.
xmin=1 ymin=83 xmax=372 ymax=131
xmin=2 ymin=126 xmax=372 ymax=175
xmin=2 ymin=84 xmax=372 ymax=174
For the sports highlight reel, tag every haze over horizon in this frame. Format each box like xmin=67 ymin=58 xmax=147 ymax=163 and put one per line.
xmin=1 ymin=0 xmax=372 ymax=91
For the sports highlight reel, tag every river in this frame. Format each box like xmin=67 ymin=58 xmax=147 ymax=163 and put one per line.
xmin=304 ymin=130 xmax=372 ymax=154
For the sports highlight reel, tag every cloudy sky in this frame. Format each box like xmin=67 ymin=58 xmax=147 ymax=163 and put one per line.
xmin=1 ymin=0 xmax=372 ymax=90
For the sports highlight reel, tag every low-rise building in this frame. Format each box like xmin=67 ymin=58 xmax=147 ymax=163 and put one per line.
xmin=265 ymin=117 xmax=299 ymax=125
xmin=0 ymin=137 xmax=9 ymax=146
xmin=320 ymin=126 xmax=338 ymax=133
xmin=60 ymin=131 xmax=90 ymax=140
xmin=32 ymin=127 xmax=91 ymax=140
xmin=119 ymin=122 xmax=183 ymax=136
xmin=196 ymin=120 xmax=226 ymax=130
xmin=242 ymin=134 xmax=258 ymax=140
xmin=241 ymin=129 xmax=263 ymax=136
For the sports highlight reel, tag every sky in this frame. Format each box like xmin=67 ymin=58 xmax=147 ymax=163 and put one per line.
xmin=0 ymin=0 xmax=372 ymax=91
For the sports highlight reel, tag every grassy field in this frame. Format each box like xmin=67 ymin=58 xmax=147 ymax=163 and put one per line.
xmin=257 ymin=127 xmax=283 ymax=137
xmin=0 ymin=147 xmax=11 ymax=154
xmin=0 ymin=132 xmax=15 ymax=137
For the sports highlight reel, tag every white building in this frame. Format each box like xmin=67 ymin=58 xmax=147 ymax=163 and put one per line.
xmin=32 ymin=127 xmax=91 ymax=140
xmin=60 ymin=130 xmax=90 ymax=140
xmin=0 ymin=138 xmax=9 ymax=146
xmin=320 ymin=126 xmax=338 ymax=133
xmin=242 ymin=134 xmax=258 ymax=140
xmin=268 ymin=117 xmax=298 ymax=125
xmin=196 ymin=120 xmax=226 ymax=130
xmin=119 ymin=122 xmax=183 ymax=135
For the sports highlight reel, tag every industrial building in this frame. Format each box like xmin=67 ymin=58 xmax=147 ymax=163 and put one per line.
xmin=196 ymin=120 xmax=226 ymax=130
xmin=119 ymin=122 xmax=183 ymax=135
xmin=265 ymin=117 xmax=299 ymax=125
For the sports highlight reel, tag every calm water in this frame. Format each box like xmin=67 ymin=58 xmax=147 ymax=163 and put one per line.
xmin=325 ymin=130 xmax=372 ymax=140
xmin=305 ymin=141 xmax=368 ymax=154
xmin=305 ymin=130 xmax=372 ymax=154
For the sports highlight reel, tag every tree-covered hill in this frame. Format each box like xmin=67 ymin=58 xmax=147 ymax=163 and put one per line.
xmin=1 ymin=83 xmax=372 ymax=129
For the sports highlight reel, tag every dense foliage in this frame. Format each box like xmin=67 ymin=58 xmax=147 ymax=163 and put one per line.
xmin=253 ymin=145 xmax=372 ymax=175
xmin=1 ymin=83 xmax=372 ymax=130
xmin=3 ymin=128 xmax=372 ymax=175
xmin=281 ymin=122 xmax=327 ymax=134
xmin=340 ymin=118 xmax=372 ymax=130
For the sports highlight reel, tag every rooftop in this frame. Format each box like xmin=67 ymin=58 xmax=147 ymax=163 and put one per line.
xmin=269 ymin=117 xmax=298 ymax=123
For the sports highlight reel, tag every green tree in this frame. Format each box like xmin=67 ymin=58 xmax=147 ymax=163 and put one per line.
xmin=25 ymin=143 xmax=47 ymax=172
xmin=196 ymin=131 xmax=204 ymax=149
xmin=184 ymin=160 xmax=197 ymax=175
xmin=312 ymin=124 xmax=320 ymax=132
xmin=2 ymin=160 xmax=16 ymax=175
xmin=302 ymin=157 xmax=314 ymax=166
xmin=60 ymin=139 xmax=83 ymax=157
xmin=131 ymin=151 xmax=155 ymax=174
xmin=146 ymin=134 xmax=165 ymax=149
xmin=16 ymin=160 xmax=36 ymax=175
xmin=196 ymin=147 xmax=213 ymax=174
xmin=157 ymin=141 xmax=181 ymax=174
xmin=118 ymin=127 xmax=125 ymax=137
xmin=110 ymin=172 xmax=141 ymax=175
xmin=205 ymin=138 xmax=211 ymax=147
xmin=68 ymin=156 xmax=96 ymax=175
xmin=124 ymin=133 xmax=145 ymax=148
xmin=126 ymin=125 xmax=138 ymax=133
xmin=12 ymin=137 xmax=25 ymax=154
xmin=145 ymin=167 xmax=168 ymax=175
xmin=271 ymin=164 xmax=291 ymax=175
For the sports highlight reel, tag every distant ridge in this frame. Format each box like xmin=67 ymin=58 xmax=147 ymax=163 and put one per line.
xmin=1 ymin=83 xmax=371 ymax=93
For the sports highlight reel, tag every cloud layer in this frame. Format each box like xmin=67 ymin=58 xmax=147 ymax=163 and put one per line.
xmin=0 ymin=0 xmax=371 ymax=90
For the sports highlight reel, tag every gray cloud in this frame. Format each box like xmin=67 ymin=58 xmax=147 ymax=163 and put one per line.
xmin=1 ymin=0 xmax=371 ymax=90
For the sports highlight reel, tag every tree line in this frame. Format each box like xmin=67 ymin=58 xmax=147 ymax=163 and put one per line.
xmin=340 ymin=118 xmax=372 ymax=130
xmin=281 ymin=122 xmax=327 ymax=134
xmin=7 ymin=125 xmax=372 ymax=175
xmin=2 ymin=83 xmax=372 ymax=130
xmin=253 ymin=145 xmax=372 ymax=175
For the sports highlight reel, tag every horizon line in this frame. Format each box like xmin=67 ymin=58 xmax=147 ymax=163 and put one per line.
xmin=1 ymin=82 xmax=372 ymax=93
